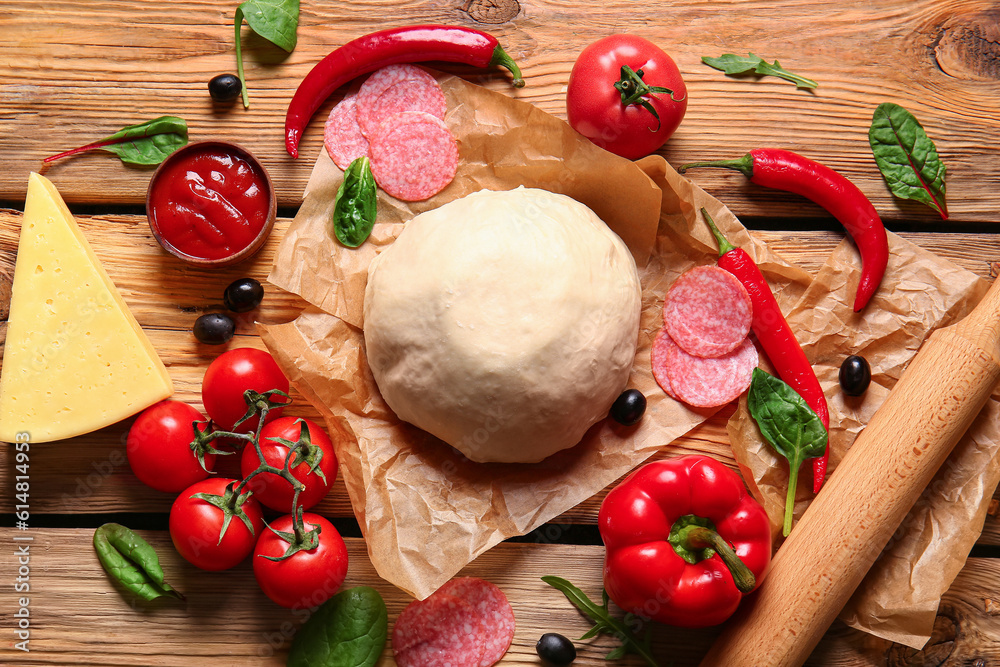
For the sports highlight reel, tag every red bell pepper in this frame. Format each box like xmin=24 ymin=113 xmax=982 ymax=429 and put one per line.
xmin=598 ymin=455 xmax=771 ymax=628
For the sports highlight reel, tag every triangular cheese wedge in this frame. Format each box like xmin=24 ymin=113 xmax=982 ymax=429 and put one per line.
xmin=0 ymin=173 xmax=173 ymax=443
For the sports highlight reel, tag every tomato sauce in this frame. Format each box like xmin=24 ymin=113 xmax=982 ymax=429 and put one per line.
xmin=148 ymin=145 xmax=271 ymax=261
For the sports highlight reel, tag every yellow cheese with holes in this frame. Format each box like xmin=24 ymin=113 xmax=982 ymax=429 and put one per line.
xmin=0 ymin=173 xmax=173 ymax=443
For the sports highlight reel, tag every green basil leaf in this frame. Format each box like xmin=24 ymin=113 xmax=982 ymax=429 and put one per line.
xmin=748 ymin=368 xmax=828 ymax=536
xmin=332 ymin=156 xmax=378 ymax=248
xmin=43 ymin=116 xmax=188 ymax=166
xmin=286 ymin=586 xmax=387 ymax=667
xmin=100 ymin=116 xmax=188 ymax=165
xmin=869 ymin=102 xmax=948 ymax=219
xmin=702 ymin=53 xmax=817 ymax=89
xmin=748 ymin=368 xmax=827 ymax=462
xmin=235 ymin=0 xmax=300 ymax=108
xmin=93 ymin=523 xmax=183 ymax=602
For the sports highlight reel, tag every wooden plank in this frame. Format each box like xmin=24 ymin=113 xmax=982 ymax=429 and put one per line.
xmin=1 ymin=0 xmax=998 ymax=224
xmin=2 ymin=528 xmax=1000 ymax=666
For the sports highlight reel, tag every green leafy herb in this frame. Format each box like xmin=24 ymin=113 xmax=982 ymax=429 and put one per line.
xmin=332 ymin=156 xmax=378 ymax=248
xmin=235 ymin=0 xmax=300 ymax=108
xmin=43 ymin=116 xmax=188 ymax=166
xmin=702 ymin=53 xmax=817 ymax=89
xmin=541 ymin=576 xmax=658 ymax=667
xmin=747 ymin=368 xmax=828 ymax=537
xmin=286 ymin=586 xmax=387 ymax=667
xmin=869 ymin=102 xmax=948 ymax=219
xmin=93 ymin=523 xmax=183 ymax=602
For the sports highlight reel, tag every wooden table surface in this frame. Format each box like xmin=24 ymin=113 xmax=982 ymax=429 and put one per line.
xmin=2 ymin=1 xmax=1000 ymax=665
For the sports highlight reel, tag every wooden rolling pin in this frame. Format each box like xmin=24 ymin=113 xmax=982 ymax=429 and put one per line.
xmin=700 ymin=276 xmax=1000 ymax=667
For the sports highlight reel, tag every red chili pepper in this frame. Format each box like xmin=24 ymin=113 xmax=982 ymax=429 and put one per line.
xmin=598 ymin=455 xmax=771 ymax=628
xmin=284 ymin=25 xmax=525 ymax=158
xmin=681 ymin=149 xmax=889 ymax=312
xmin=702 ymin=208 xmax=831 ymax=492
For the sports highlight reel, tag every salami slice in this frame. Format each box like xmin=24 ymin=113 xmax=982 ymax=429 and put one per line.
xmin=438 ymin=578 xmax=515 ymax=666
xmin=356 ymin=65 xmax=443 ymax=137
xmin=393 ymin=593 xmax=487 ymax=667
xmin=323 ymin=93 xmax=370 ymax=171
xmin=369 ymin=111 xmax=458 ymax=202
xmin=650 ymin=328 xmax=679 ymax=400
xmin=359 ymin=79 xmax=447 ymax=138
xmin=666 ymin=337 xmax=759 ymax=408
xmin=664 ymin=265 xmax=753 ymax=358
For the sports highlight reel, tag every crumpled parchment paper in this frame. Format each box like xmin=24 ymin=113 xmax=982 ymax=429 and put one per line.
xmin=261 ymin=70 xmax=1000 ymax=643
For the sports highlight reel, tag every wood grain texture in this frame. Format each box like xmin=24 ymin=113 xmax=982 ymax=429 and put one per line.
xmin=1 ymin=0 xmax=999 ymax=224
xmin=3 ymin=528 xmax=1000 ymax=666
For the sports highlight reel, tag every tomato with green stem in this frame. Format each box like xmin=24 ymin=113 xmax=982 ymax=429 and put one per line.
xmin=169 ymin=477 xmax=264 ymax=571
xmin=127 ymin=400 xmax=219 ymax=493
xmin=240 ymin=416 xmax=338 ymax=512
xmin=566 ymin=34 xmax=687 ymax=160
xmin=202 ymin=347 xmax=290 ymax=434
xmin=253 ymin=511 xmax=349 ymax=609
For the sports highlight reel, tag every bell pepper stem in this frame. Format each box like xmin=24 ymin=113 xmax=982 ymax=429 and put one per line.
xmin=685 ymin=526 xmax=756 ymax=593
xmin=678 ymin=153 xmax=756 ymax=178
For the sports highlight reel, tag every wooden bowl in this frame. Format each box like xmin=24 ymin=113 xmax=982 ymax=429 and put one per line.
xmin=145 ymin=140 xmax=276 ymax=267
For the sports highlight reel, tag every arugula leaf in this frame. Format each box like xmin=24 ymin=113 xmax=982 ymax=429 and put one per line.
xmin=747 ymin=369 xmax=828 ymax=537
xmin=332 ymin=156 xmax=378 ymax=248
xmin=702 ymin=53 xmax=817 ymax=89
xmin=542 ymin=576 xmax=659 ymax=666
xmin=93 ymin=523 xmax=183 ymax=602
xmin=869 ymin=102 xmax=948 ymax=219
xmin=287 ymin=586 xmax=387 ymax=667
xmin=43 ymin=116 xmax=188 ymax=166
xmin=235 ymin=0 xmax=300 ymax=109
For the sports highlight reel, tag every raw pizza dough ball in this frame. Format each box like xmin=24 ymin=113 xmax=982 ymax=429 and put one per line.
xmin=363 ymin=187 xmax=642 ymax=463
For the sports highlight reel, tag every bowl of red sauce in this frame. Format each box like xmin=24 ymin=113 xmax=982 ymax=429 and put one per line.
xmin=146 ymin=141 xmax=276 ymax=266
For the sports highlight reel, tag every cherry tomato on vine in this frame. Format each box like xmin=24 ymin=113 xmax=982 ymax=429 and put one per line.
xmin=169 ymin=477 xmax=264 ymax=571
xmin=127 ymin=400 xmax=214 ymax=493
xmin=202 ymin=347 xmax=290 ymax=434
xmin=566 ymin=34 xmax=687 ymax=160
xmin=253 ymin=512 xmax=349 ymax=609
xmin=240 ymin=416 xmax=338 ymax=512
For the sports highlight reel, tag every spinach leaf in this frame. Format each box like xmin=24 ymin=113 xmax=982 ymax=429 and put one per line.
xmin=332 ymin=156 xmax=378 ymax=248
xmin=702 ymin=53 xmax=817 ymax=89
xmin=869 ymin=102 xmax=948 ymax=219
xmin=747 ymin=368 xmax=828 ymax=537
xmin=235 ymin=0 xmax=300 ymax=108
xmin=43 ymin=116 xmax=188 ymax=166
xmin=93 ymin=523 xmax=183 ymax=602
xmin=541 ymin=576 xmax=658 ymax=666
xmin=286 ymin=586 xmax=387 ymax=667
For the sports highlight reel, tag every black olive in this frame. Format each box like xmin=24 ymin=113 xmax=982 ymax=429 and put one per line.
xmin=208 ymin=74 xmax=242 ymax=103
xmin=536 ymin=633 xmax=576 ymax=665
xmin=223 ymin=277 xmax=264 ymax=313
xmin=610 ymin=388 xmax=646 ymax=426
xmin=193 ymin=313 xmax=235 ymax=345
xmin=839 ymin=355 xmax=872 ymax=396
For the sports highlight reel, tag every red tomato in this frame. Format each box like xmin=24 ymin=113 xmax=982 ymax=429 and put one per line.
xmin=127 ymin=400 xmax=214 ymax=493
xmin=253 ymin=512 xmax=349 ymax=609
xmin=240 ymin=416 xmax=338 ymax=512
xmin=202 ymin=347 xmax=290 ymax=434
xmin=566 ymin=34 xmax=687 ymax=160
xmin=169 ymin=477 xmax=264 ymax=571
